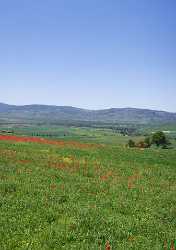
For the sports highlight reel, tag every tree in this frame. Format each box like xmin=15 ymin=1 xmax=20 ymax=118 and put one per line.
xmin=151 ymin=131 xmax=168 ymax=147
xmin=127 ymin=139 xmax=135 ymax=148
xmin=144 ymin=136 xmax=151 ymax=148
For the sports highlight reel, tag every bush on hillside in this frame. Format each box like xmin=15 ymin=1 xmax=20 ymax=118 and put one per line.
xmin=127 ymin=132 xmax=171 ymax=149
xmin=151 ymin=131 xmax=170 ymax=148
xmin=127 ymin=139 xmax=135 ymax=148
xmin=144 ymin=136 xmax=152 ymax=147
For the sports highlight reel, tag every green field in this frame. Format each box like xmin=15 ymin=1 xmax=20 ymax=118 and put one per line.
xmin=0 ymin=125 xmax=176 ymax=249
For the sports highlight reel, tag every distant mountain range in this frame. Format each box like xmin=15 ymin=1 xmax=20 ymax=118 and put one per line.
xmin=0 ymin=103 xmax=176 ymax=124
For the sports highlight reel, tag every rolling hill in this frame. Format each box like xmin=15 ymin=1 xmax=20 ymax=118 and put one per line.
xmin=0 ymin=103 xmax=176 ymax=124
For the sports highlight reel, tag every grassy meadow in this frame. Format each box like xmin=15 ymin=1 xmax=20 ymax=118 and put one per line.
xmin=0 ymin=125 xmax=176 ymax=249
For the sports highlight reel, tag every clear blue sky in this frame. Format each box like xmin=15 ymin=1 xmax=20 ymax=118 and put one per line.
xmin=0 ymin=0 xmax=176 ymax=111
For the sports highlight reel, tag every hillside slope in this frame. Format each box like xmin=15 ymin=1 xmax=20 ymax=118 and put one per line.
xmin=0 ymin=103 xmax=176 ymax=124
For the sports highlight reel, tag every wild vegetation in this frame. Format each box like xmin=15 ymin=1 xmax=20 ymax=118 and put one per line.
xmin=127 ymin=131 xmax=171 ymax=149
xmin=0 ymin=123 xmax=176 ymax=249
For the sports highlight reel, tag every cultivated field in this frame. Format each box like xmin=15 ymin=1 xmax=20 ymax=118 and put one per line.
xmin=0 ymin=128 xmax=176 ymax=249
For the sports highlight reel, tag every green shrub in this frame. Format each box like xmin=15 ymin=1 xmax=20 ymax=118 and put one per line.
xmin=151 ymin=131 xmax=170 ymax=147
xmin=127 ymin=139 xmax=135 ymax=148
xmin=144 ymin=136 xmax=151 ymax=147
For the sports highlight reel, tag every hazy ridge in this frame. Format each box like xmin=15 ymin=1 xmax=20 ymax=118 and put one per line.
xmin=0 ymin=103 xmax=176 ymax=124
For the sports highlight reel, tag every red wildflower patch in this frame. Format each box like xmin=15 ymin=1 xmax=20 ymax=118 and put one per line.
xmin=48 ymin=161 xmax=67 ymax=170
xmin=0 ymin=135 xmax=99 ymax=149
xmin=127 ymin=171 xmax=141 ymax=189
xmin=48 ymin=159 xmax=80 ymax=174
xmin=100 ymin=171 xmax=113 ymax=181
xmin=105 ymin=241 xmax=111 ymax=250
xmin=171 ymin=240 xmax=176 ymax=250
xmin=18 ymin=160 xmax=31 ymax=164
xmin=50 ymin=184 xmax=57 ymax=190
